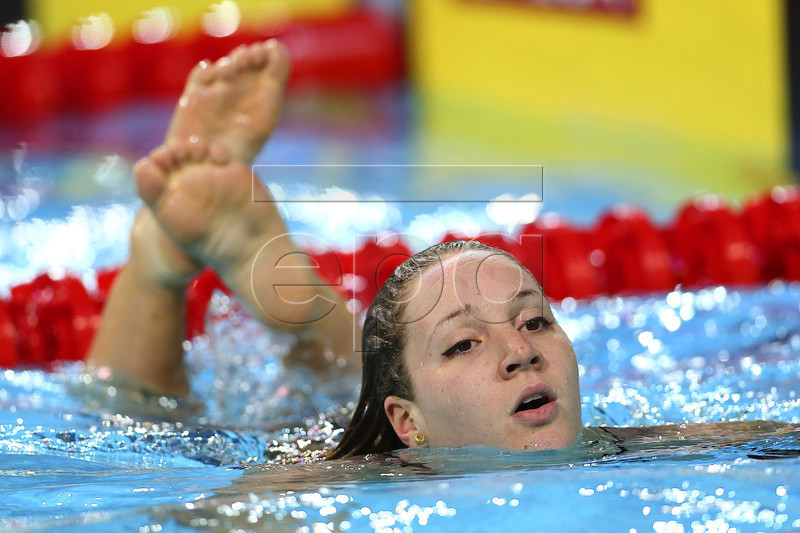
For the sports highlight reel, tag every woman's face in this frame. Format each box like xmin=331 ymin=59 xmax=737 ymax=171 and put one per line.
xmin=384 ymin=250 xmax=582 ymax=451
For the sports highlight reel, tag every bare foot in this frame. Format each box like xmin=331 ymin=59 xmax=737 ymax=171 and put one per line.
xmin=165 ymin=39 xmax=290 ymax=164
xmin=132 ymin=139 xmax=325 ymax=331
xmin=134 ymin=39 xmax=289 ymax=290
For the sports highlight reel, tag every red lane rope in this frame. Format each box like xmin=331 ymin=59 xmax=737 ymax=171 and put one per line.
xmin=2 ymin=188 xmax=799 ymax=368
xmin=0 ymin=7 xmax=403 ymax=125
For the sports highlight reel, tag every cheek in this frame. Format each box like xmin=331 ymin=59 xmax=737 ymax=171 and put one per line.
xmin=420 ymin=364 xmax=495 ymax=419
xmin=555 ymin=337 xmax=579 ymax=369
xmin=410 ymin=357 xmax=449 ymax=412
xmin=559 ymin=345 xmax=581 ymax=401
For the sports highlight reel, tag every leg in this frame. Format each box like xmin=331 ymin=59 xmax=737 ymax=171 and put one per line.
xmin=85 ymin=242 xmax=192 ymax=395
xmin=133 ymin=139 xmax=351 ymax=337
xmin=155 ymin=40 xmax=355 ymax=363
xmin=88 ymin=40 xmax=291 ymax=391
xmin=88 ymin=140 xmax=357 ymax=394
xmin=87 ymin=40 xmax=357 ymax=396
xmin=85 ymin=141 xmax=210 ymax=395
xmin=123 ymin=39 xmax=292 ymax=294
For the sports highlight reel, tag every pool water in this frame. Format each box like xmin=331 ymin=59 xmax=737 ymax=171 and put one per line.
xmin=1 ymin=89 xmax=799 ymax=532
xmin=1 ymin=283 xmax=799 ymax=532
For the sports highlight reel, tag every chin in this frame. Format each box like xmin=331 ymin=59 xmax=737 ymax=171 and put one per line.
xmin=518 ymin=428 xmax=581 ymax=451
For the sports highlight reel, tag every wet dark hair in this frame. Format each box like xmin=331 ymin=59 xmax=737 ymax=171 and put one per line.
xmin=328 ymin=239 xmax=526 ymax=459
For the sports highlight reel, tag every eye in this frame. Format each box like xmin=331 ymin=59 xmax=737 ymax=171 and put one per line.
xmin=442 ymin=339 xmax=477 ymax=357
xmin=521 ymin=316 xmax=552 ymax=332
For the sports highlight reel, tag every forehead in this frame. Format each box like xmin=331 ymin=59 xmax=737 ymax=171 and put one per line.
xmin=402 ymin=250 xmax=542 ymax=324
xmin=430 ymin=249 xmax=535 ymax=287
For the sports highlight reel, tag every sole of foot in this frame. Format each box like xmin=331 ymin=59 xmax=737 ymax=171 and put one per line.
xmin=165 ymin=39 xmax=290 ymax=165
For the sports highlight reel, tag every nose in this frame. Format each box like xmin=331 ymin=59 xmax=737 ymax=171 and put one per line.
xmin=499 ymin=326 xmax=543 ymax=379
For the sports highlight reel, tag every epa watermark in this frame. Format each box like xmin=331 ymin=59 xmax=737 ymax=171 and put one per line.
xmin=246 ymin=164 xmax=547 ymax=352
xmin=251 ymin=165 xmax=543 ymax=204
xmin=247 ymin=231 xmax=547 ymax=353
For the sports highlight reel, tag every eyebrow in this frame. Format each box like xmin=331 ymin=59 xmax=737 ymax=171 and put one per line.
xmin=432 ymin=288 xmax=543 ymax=333
xmin=434 ymin=303 xmax=475 ymax=332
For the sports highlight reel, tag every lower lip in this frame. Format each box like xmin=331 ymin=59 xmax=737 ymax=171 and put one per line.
xmin=511 ymin=401 xmax=559 ymax=426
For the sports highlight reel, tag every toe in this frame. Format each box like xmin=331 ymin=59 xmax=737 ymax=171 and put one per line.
xmin=133 ymin=157 xmax=167 ymax=206
xmin=231 ymin=44 xmax=248 ymax=64
xmin=150 ymin=145 xmax=174 ymax=171
xmin=188 ymin=60 xmax=214 ymax=85
xmin=264 ymin=40 xmax=290 ymax=84
xmin=186 ymin=137 xmax=209 ymax=161
xmin=246 ymin=42 xmax=269 ymax=69
xmin=215 ymin=55 xmax=237 ymax=79
xmin=232 ymin=48 xmax=250 ymax=74
xmin=167 ymin=139 xmax=190 ymax=165
xmin=208 ymin=141 xmax=232 ymax=165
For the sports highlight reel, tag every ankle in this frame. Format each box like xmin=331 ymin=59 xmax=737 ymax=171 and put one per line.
xmin=124 ymin=258 xmax=192 ymax=296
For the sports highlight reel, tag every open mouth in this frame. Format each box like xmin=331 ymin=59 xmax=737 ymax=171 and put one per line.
xmin=511 ymin=385 xmax=559 ymax=425
xmin=514 ymin=391 xmax=553 ymax=413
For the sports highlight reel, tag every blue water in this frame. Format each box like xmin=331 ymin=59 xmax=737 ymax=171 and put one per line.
xmin=1 ymin=89 xmax=799 ymax=532
xmin=2 ymin=283 xmax=799 ymax=531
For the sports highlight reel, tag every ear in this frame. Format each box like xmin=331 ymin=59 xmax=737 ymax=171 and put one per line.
xmin=384 ymin=395 xmax=422 ymax=447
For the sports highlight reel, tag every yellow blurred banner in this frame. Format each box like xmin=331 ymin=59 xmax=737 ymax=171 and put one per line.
xmin=460 ymin=0 xmax=638 ymax=17
xmin=29 ymin=0 xmax=356 ymax=44
xmin=410 ymin=0 xmax=790 ymax=196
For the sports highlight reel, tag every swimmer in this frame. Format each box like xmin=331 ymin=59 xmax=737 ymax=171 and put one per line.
xmin=327 ymin=241 xmax=795 ymax=458
xmin=87 ymin=39 xmax=797 ymax=457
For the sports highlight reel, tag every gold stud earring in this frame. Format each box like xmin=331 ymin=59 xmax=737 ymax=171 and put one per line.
xmin=413 ymin=433 xmax=428 ymax=446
